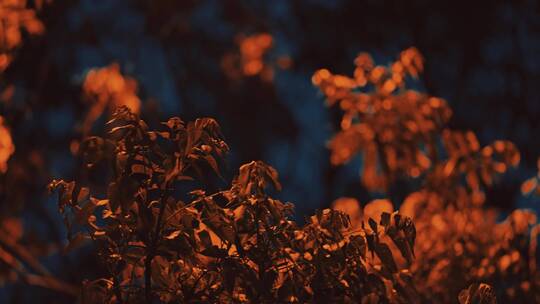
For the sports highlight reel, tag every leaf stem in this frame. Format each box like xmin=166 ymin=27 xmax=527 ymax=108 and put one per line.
xmin=145 ymin=185 xmax=169 ymax=304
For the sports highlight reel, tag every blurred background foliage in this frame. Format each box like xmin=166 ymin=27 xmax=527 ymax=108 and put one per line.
xmin=0 ymin=0 xmax=539 ymax=302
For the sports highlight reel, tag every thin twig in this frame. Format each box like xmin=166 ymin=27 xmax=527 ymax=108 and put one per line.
xmin=145 ymin=185 xmax=170 ymax=304
xmin=0 ymin=246 xmax=78 ymax=296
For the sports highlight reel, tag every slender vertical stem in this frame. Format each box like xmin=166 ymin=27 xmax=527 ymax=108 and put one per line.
xmin=145 ymin=187 xmax=169 ymax=304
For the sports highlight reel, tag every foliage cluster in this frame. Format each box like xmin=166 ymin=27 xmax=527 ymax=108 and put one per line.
xmin=316 ymin=48 xmax=540 ymax=303
xmin=0 ymin=1 xmax=538 ymax=302
xmin=49 ymin=106 xmax=417 ymax=303
xmin=0 ymin=0 xmax=45 ymax=71
xmin=46 ymin=47 xmax=540 ymax=303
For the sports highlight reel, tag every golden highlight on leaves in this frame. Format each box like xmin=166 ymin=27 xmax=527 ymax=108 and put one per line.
xmin=221 ymin=33 xmax=288 ymax=82
xmin=239 ymin=33 xmax=272 ymax=76
xmin=82 ymin=63 xmax=141 ymax=134
xmin=522 ymin=158 xmax=540 ymax=196
xmin=0 ymin=116 xmax=15 ymax=173
xmin=43 ymin=47 xmax=540 ymax=303
xmin=0 ymin=0 xmax=46 ymax=71
xmin=318 ymin=48 xmax=539 ymax=303
xmin=458 ymin=283 xmax=496 ymax=304
xmin=314 ymin=48 xmax=452 ymax=191
xmin=363 ymin=199 xmax=393 ymax=223
xmin=331 ymin=197 xmax=361 ymax=228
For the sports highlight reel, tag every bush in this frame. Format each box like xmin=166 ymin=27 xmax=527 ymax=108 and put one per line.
xmin=46 ymin=48 xmax=540 ymax=303
xmin=49 ymin=106 xmax=419 ymax=303
xmin=316 ymin=48 xmax=539 ymax=303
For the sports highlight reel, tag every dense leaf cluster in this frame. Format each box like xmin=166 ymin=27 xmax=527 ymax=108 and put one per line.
xmin=0 ymin=1 xmax=538 ymax=302
xmin=49 ymin=106 xmax=417 ymax=303
xmin=316 ymin=49 xmax=540 ymax=303
xmin=44 ymin=47 xmax=540 ymax=304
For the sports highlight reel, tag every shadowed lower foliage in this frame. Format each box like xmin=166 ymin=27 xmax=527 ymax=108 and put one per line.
xmin=49 ymin=106 xmax=418 ymax=303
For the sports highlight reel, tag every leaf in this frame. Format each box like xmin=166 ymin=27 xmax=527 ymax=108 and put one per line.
xmin=233 ymin=205 xmax=247 ymax=221
xmin=164 ymin=230 xmax=181 ymax=240
xmin=108 ymin=125 xmax=134 ymax=136
xmin=75 ymin=199 xmax=97 ymax=225
xmin=264 ymin=164 xmax=282 ymax=191
xmin=332 ymin=197 xmax=362 ymax=228
xmin=93 ymin=231 xmax=106 ymax=237
xmin=374 ymin=242 xmax=398 ymax=273
xmin=203 ymin=217 xmax=235 ymax=245
xmin=204 ymin=154 xmax=220 ymax=176
xmin=396 ymin=270 xmax=419 ymax=301
xmin=366 ymin=233 xmax=376 ymax=253
xmin=198 ymin=229 xmax=213 ymax=249
xmin=458 ymin=283 xmax=497 ymax=304
xmin=77 ymin=187 xmax=90 ymax=203
xmin=163 ymin=117 xmax=184 ymax=131
xmin=380 ymin=212 xmax=390 ymax=227
xmin=387 ymin=229 xmax=414 ymax=264
xmin=368 ymin=218 xmax=378 ymax=232
xmin=521 ymin=178 xmax=537 ymax=195
xmin=151 ymin=256 xmax=171 ymax=288
xmin=95 ymin=199 xmax=109 ymax=206
xmin=102 ymin=209 xmax=113 ymax=219
xmin=49 ymin=180 xmax=75 ymax=211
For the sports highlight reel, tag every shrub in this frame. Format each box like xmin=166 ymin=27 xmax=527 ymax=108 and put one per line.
xmin=45 ymin=47 xmax=540 ymax=303
xmin=49 ymin=106 xmax=417 ymax=303
xmin=315 ymin=48 xmax=539 ymax=303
